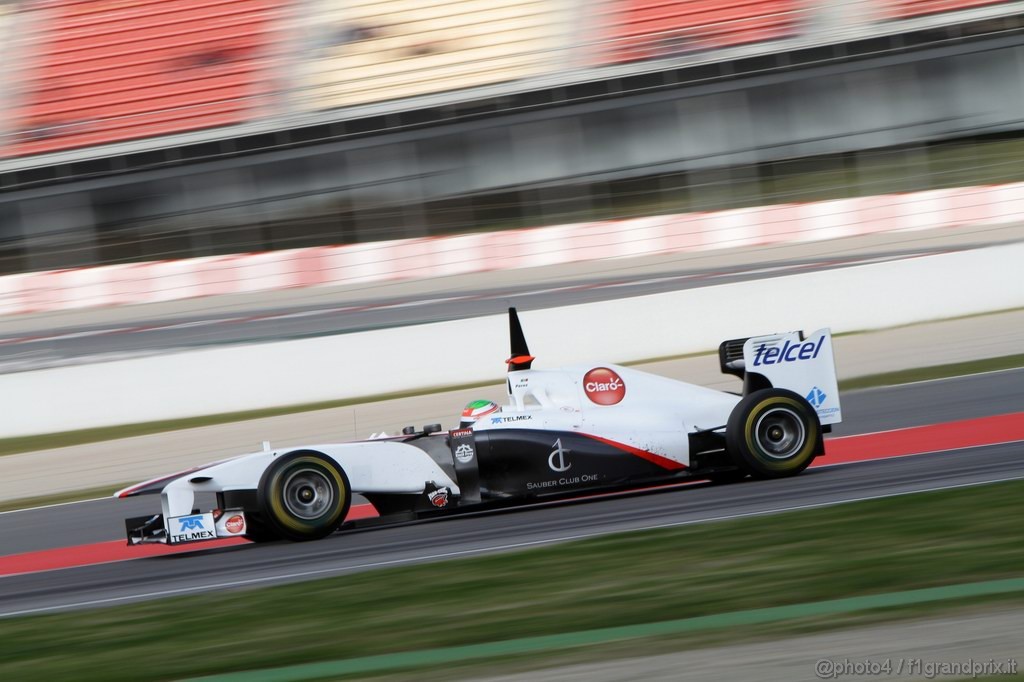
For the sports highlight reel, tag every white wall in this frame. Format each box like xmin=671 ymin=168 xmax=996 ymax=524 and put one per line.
xmin=4 ymin=241 xmax=1021 ymax=438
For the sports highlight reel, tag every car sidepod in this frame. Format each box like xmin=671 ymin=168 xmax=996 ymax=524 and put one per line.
xmin=472 ymin=428 xmax=688 ymax=497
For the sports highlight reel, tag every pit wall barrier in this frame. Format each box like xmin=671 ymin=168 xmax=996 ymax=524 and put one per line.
xmin=1 ymin=239 xmax=1021 ymax=438
xmin=1 ymin=181 xmax=1022 ymax=316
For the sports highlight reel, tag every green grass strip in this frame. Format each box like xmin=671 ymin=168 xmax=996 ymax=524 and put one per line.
xmin=839 ymin=354 xmax=1024 ymax=391
xmin=185 ymin=577 xmax=1024 ymax=682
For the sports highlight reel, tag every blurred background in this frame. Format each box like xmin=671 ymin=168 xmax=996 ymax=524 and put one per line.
xmin=0 ymin=0 xmax=1022 ymax=277
xmin=1 ymin=8 xmax=1023 ymax=677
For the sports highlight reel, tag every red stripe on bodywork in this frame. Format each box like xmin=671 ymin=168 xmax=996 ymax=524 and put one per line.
xmin=581 ymin=433 xmax=687 ymax=471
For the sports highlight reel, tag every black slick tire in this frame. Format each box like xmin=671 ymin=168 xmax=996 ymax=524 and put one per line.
xmin=257 ymin=451 xmax=352 ymax=541
xmin=242 ymin=513 xmax=282 ymax=543
xmin=726 ymin=388 xmax=821 ymax=479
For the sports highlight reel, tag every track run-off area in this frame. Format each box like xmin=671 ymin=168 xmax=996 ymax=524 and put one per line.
xmin=0 ymin=369 xmax=1021 ymax=617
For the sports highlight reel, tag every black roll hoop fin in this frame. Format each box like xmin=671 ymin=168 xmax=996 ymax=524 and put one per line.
xmin=507 ymin=307 xmax=534 ymax=371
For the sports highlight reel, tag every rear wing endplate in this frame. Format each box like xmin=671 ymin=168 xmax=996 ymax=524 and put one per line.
xmin=719 ymin=328 xmax=842 ymax=426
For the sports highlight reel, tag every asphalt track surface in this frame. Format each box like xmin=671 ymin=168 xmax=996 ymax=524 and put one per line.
xmin=0 ymin=370 xmax=1021 ymax=617
xmin=0 ymin=245 xmax=966 ymax=374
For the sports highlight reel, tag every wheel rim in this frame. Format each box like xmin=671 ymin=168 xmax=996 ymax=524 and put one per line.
xmin=282 ymin=467 xmax=334 ymax=520
xmin=753 ymin=407 xmax=805 ymax=460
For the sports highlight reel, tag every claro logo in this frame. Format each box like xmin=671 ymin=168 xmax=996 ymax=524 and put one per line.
xmin=583 ymin=367 xmax=625 ymax=405
xmin=225 ymin=515 xmax=245 ymax=534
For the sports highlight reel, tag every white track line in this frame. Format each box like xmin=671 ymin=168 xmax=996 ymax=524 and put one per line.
xmin=848 ymin=366 xmax=1024 ymax=392
xmin=0 ymin=496 xmax=110 ymax=516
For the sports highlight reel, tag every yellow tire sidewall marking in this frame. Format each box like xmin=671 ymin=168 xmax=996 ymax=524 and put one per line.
xmin=743 ymin=396 xmax=817 ymax=472
xmin=268 ymin=456 xmax=347 ymax=533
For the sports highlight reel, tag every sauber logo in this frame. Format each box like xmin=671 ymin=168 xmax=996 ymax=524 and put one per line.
xmin=548 ymin=438 xmax=572 ymax=472
xmin=583 ymin=367 xmax=625 ymax=405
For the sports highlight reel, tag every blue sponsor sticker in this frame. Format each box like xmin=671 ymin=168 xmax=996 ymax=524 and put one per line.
xmin=167 ymin=512 xmax=217 ymax=544
xmin=805 ymin=386 xmax=827 ymax=408
xmin=177 ymin=515 xmax=206 ymax=532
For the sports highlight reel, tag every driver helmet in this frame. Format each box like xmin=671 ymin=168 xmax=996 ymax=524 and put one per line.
xmin=460 ymin=399 xmax=499 ymax=427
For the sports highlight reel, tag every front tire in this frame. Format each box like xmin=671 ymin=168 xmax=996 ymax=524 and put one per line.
xmin=257 ymin=451 xmax=352 ymax=541
xmin=243 ymin=513 xmax=282 ymax=543
xmin=726 ymin=389 xmax=821 ymax=479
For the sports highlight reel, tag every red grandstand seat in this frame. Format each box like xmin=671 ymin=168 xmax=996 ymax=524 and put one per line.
xmin=885 ymin=0 xmax=1010 ymax=19
xmin=3 ymin=0 xmax=286 ymax=158
xmin=595 ymin=0 xmax=802 ymax=64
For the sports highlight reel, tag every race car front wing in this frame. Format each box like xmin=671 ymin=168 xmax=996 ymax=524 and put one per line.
xmin=125 ymin=509 xmax=248 ymax=545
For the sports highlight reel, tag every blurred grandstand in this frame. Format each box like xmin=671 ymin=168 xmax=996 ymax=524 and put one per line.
xmin=0 ymin=0 xmax=1023 ymax=281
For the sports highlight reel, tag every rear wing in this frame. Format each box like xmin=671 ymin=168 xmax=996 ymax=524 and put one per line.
xmin=719 ymin=328 xmax=842 ymax=426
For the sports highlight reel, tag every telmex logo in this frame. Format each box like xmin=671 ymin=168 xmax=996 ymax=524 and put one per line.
xmin=491 ymin=415 xmax=531 ymax=424
xmin=752 ymin=337 xmax=825 ymax=366
xmin=583 ymin=367 xmax=625 ymax=405
xmin=178 ymin=516 xmax=205 ymax=531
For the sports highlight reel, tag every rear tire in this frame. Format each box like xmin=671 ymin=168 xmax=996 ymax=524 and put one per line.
xmin=726 ymin=389 xmax=820 ymax=479
xmin=257 ymin=451 xmax=352 ymax=541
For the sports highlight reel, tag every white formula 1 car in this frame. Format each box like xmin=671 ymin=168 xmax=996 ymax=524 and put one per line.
xmin=118 ymin=308 xmax=842 ymax=545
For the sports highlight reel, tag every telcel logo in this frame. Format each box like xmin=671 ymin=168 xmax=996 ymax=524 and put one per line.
xmin=178 ymin=515 xmax=206 ymax=531
xmin=583 ymin=367 xmax=626 ymax=405
xmin=752 ymin=337 xmax=825 ymax=366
